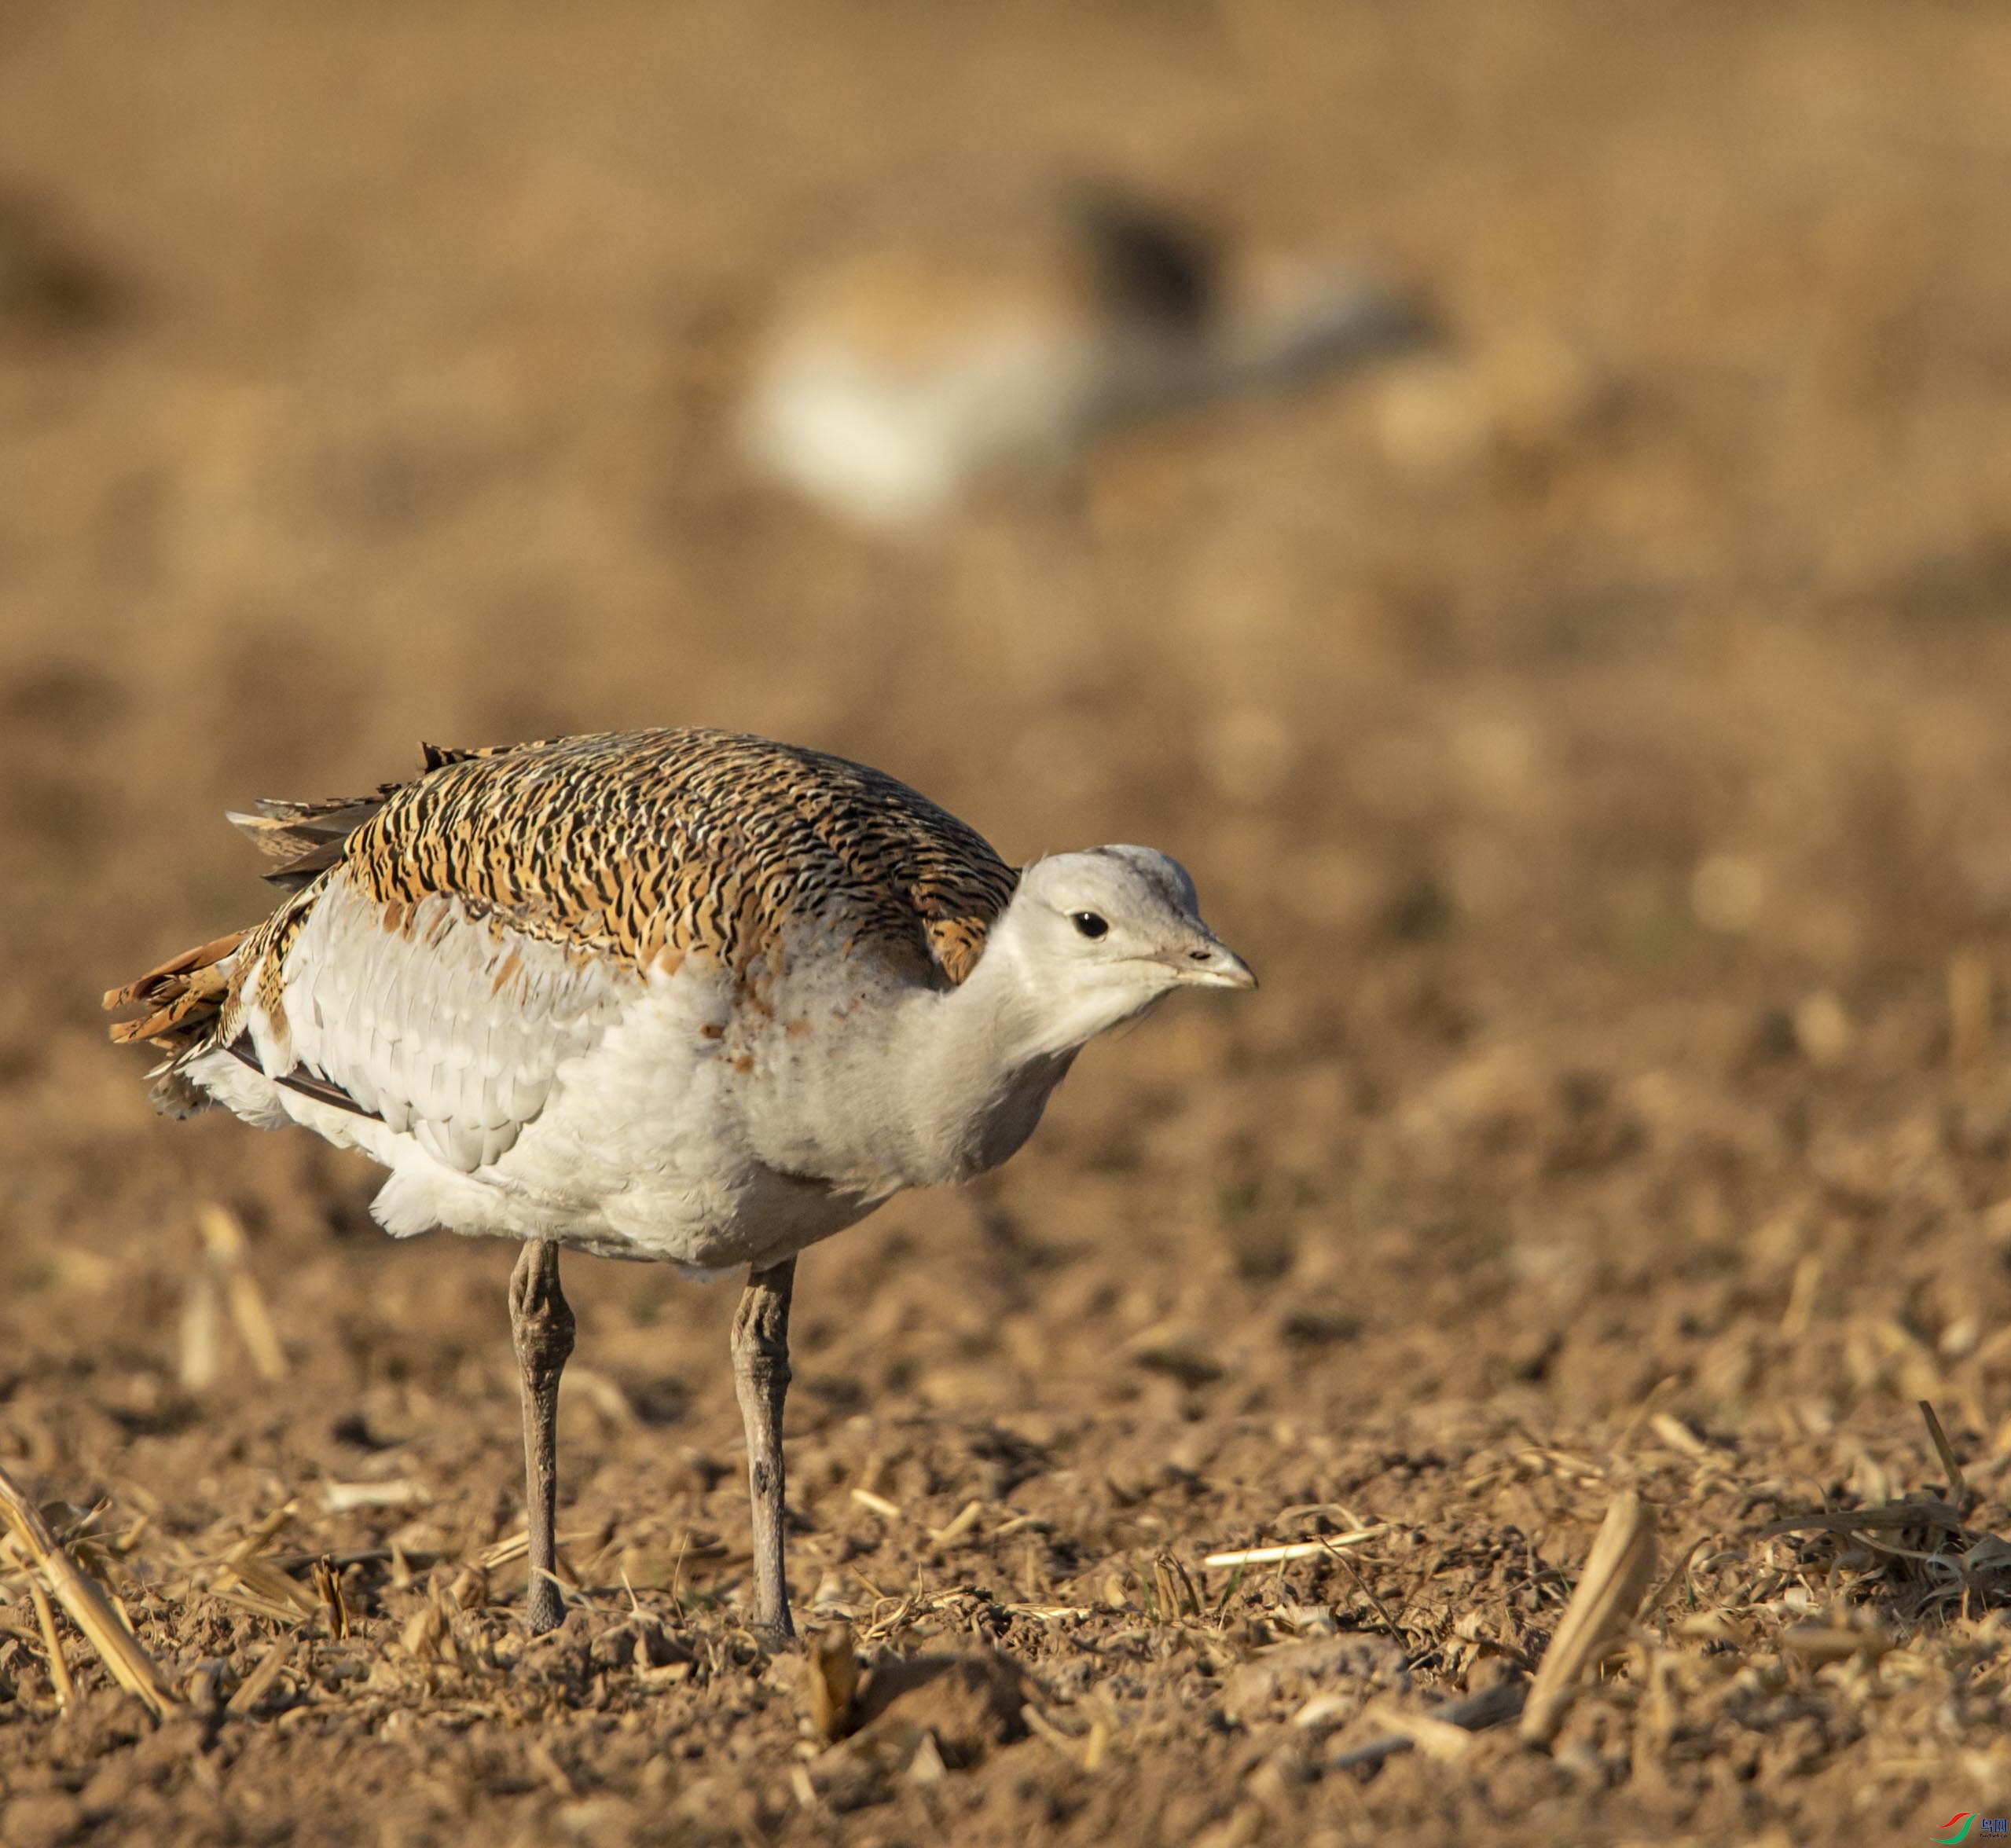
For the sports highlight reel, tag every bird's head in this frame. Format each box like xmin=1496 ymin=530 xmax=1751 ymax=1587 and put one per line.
xmin=986 ymin=845 xmax=1255 ymax=1056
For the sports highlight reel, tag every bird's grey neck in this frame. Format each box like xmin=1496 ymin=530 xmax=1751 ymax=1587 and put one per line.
xmin=885 ymin=939 xmax=1088 ymax=1186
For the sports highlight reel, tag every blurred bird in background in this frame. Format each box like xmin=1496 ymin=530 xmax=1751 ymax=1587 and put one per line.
xmin=738 ymin=174 xmax=1432 ymax=537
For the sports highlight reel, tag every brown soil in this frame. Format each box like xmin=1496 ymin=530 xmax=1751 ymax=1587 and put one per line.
xmin=6 ymin=3 xmax=2011 ymax=1843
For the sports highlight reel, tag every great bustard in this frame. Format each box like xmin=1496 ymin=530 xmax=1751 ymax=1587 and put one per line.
xmin=739 ymin=177 xmax=1430 ymax=537
xmin=108 ymin=728 xmax=1255 ymax=1642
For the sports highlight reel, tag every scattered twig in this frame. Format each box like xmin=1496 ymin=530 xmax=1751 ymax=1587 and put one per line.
xmin=0 ymin=1463 xmax=179 ymax=1716
xmin=226 ymin=1638 xmax=297 ymax=1717
xmin=1323 ymin=1538 xmax=1407 ymax=1651
xmin=321 ymin=1480 xmax=430 ymax=1515
xmin=1202 ymin=1527 xmax=1386 ymax=1570
xmin=1920 ymin=1399 xmax=1967 ymax=1507
xmin=1639 ymin=1534 xmax=1714 ymax=1625
xmin=312 ymin=1556 xmax=350 ymax=1638
xmin=927 ymin=1498 xmax=984 ymax=1551
xmin=182 ymin=1204 xmax=287 ymax=1390
xmin=1152 ymin=1550 xmax=1203 ymax=1625
xmin=1329 ymin=1683 xmax=1525 ymax=1773
xmin=804 ymin=1621 xmax=862 ymax=1741
xmin=478 ymin=1526 xmax=604 ymax=1572
xmin=28 ymin=1579 xmax=73 ymax=1708
xmin=1759 ymin=1502 xmax=1962 ymax=1541
xmin=1519 ymin=1490 xmax=1657 ymax=1747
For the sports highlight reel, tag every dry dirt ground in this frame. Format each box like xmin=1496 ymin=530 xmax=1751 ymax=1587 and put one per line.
xmin=6 ymin=3 xmax=2011 ymax=1843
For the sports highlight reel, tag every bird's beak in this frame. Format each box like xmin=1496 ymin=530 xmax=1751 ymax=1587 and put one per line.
xmin=1171 ymin=935 xmax=1258 ymax=991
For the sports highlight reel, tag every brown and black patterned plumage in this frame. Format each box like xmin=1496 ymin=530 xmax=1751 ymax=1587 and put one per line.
xmin=110 ymin=728 xmax=1019 ymax=1073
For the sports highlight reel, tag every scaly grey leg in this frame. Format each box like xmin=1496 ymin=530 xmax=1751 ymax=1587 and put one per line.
xmin=508 ymin=1239 xmax=574 ymax=1636
xmin=732 ymin=1256 xmax=797 ymax=1644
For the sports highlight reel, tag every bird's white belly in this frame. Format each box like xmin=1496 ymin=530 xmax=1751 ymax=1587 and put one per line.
xmin=200 ymin=943 xmax=891 ymax=1272
xmin=389 ymin=972 xmax=887 ymax=1270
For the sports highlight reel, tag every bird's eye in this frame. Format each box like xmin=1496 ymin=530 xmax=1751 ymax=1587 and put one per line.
xmin=1071 ymin=911 xmax=1109 ymax=940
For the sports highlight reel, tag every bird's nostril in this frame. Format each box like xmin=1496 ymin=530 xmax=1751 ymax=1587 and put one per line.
xmin=1189 ymin=949 xmax=1210 ymax=961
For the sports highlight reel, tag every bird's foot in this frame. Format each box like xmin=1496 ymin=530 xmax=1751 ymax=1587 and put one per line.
xmin=523 ymin=1574 xmax=568 ymax=1638
xmin=747 ymin=1613 xmax=798 ymax=1655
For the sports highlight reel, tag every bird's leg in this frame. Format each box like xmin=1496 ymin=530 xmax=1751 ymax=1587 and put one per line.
xmin=508 ymin=1238 xmax=574 ymax=1637
xmin=731 ymin=1256 xmax=797 ymax=1645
